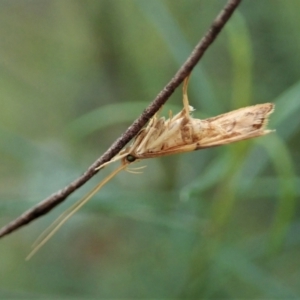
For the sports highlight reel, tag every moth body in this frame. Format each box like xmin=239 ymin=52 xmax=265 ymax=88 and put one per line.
xmin=123 ymin=81 xmax=274 ymax=161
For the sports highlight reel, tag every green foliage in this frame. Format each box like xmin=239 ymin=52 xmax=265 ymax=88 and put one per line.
xmin=0 ymin=0 xmax=299 ymax=298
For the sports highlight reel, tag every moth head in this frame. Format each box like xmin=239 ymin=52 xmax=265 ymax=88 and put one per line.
xmin=125 ymin=154 xmax=136 ymax=163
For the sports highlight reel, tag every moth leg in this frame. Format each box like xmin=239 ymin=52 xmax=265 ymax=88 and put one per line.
xmin=182 ymin=75 xmax=191 ymax=116
xmin=166 ymin=110 xmax=173 ymax=129
xmin=145 ymin=113 xmax=156 ymax=129
xmin=136 ymin=126 xmax=156 ymax=154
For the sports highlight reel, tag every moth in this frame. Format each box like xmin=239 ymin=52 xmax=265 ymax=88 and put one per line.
xmin=27 ymin=76 xmax=275 ymax=259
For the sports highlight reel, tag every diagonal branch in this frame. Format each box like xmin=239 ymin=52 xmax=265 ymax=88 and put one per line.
xmin=0 ymin=0 xmax=242 ymax=239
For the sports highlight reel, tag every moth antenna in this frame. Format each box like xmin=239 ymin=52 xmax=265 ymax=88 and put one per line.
xmin=26 ymin=162 xmax=129 ymax=260
xmin=31 ymin=152 xmax=130 ymax=249
xmin=95 ymin=152 xmax=128 ymax=171
xmin=31 ymin=198 xmax=86 ymax=249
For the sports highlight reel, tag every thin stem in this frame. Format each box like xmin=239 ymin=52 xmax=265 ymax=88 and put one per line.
xmin=0 ymin=0 xmax=242 ymax=239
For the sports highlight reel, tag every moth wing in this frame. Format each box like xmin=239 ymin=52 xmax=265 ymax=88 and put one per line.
xmin=195 ymin=128 xmax=274 ymax=150
xmin=135 ymin=127 xmax=273 ymax=159
xmin=195 ymin=103 xmax=275 ymax=149
xmin=135 ymin=143 xmax=199 ymax=159
xmin=204 ymin=103 xmax=274 ymax=134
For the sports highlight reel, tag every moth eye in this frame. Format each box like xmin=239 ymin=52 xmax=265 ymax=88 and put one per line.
xmin=126 ymin=154 xmax=136 ymax=162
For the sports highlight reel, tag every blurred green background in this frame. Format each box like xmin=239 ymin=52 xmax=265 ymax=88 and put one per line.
xmin=0 ymin=0 xmax=299 ymax=298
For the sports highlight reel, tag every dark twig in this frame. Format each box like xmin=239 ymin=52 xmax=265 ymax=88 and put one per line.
xmin=0 ymin=0 xmax=242 ymax=239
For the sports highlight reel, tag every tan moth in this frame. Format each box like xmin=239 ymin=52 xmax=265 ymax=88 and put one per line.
xmin=27 ymin=76 xmax=275 ymax=259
